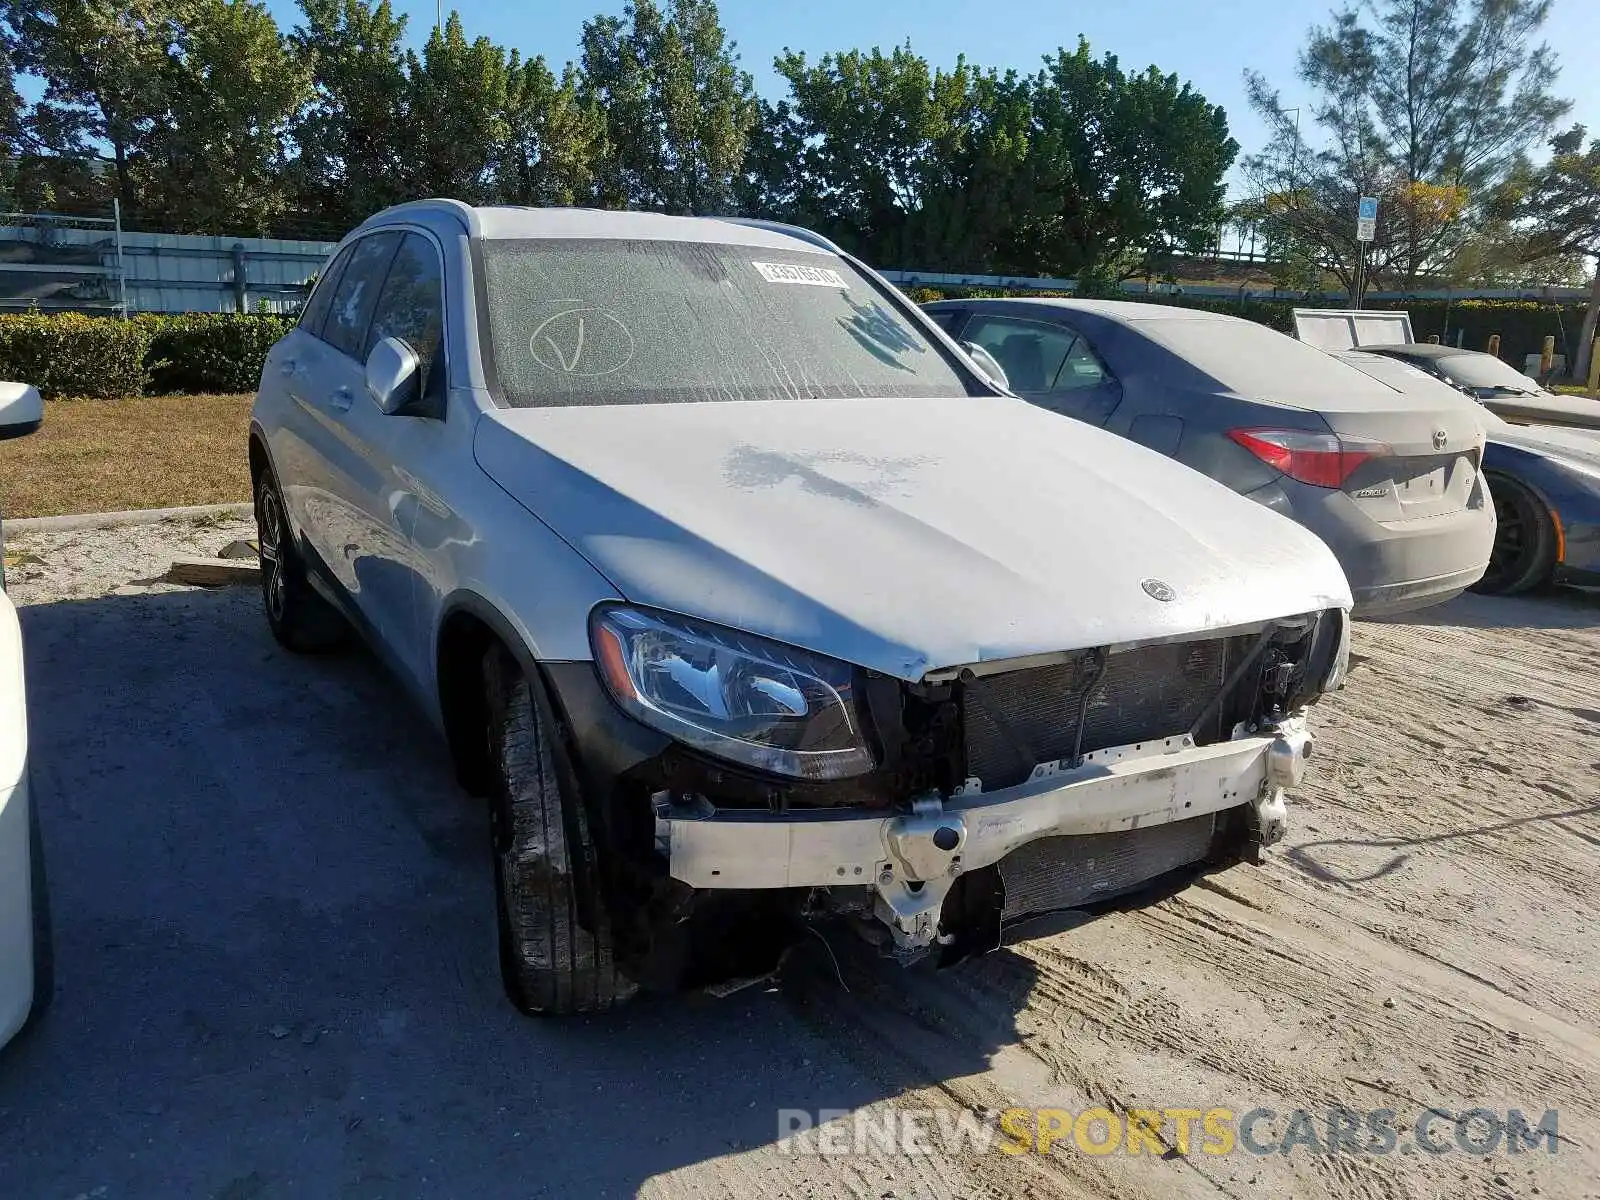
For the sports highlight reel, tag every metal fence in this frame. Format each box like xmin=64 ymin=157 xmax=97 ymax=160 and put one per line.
xmin=0 ymin=207 xmax=334 ymax=315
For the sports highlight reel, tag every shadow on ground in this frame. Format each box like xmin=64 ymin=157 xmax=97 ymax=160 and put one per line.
xmin=0 ymin=587 xmax=1032 ymax=1198
xmin=1368 ymin=585 xmax=1600 ymax=632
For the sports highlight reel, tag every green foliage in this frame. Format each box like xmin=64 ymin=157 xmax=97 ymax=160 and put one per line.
xmin=404 ymin=13 xmax=512 ymax=203
xmin=0 ymin=312 xmax=153 ymax=398
xmin=1009 ymin=42 xmax=1237 ymax=285
xmin=3 ymin=0 xmax=309 ymax=233
xmin=745 ymin=39 xmax=1235 ymax=282
xmin=580 ymin=0 xmax=757 ymax=214
xmin=0 ymin=312 xmax=294 ymax=397
xmin=1240 ymin=0 xmax=1569 ymax=294
xmin=139 ymin=312 xmax=294 ymax=394
xmin=287 ymin=0 xmax=413 ymax=229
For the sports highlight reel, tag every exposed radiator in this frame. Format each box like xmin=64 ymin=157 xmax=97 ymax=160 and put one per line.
xmin=998 ymin=813 xmax=1218 ymax=922
xmin=961 ymin=636 xmax=1252 ymax=790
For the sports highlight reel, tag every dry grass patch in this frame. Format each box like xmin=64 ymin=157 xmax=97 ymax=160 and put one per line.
xmin=0 ymin=393 xmax=253 ymax=519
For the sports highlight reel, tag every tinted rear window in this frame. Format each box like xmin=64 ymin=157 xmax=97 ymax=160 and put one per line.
xmin=1136 ymin=316 xmax=1382 ymax=403
xmin=1436 ymin=353 xmax=1538 ymax=389
xmin=480 ymin=239 xmax=973 ymax=407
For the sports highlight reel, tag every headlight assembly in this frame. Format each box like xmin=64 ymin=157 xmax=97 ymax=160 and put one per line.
xmin=589 ymin=605 xmax=874 ymax=780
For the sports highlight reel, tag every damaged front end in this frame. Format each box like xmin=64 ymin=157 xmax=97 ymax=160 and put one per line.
xmin=558 ymin=606 xmax=1347 ymax=989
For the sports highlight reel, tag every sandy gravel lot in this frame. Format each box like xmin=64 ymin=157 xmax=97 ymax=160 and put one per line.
xmin=1 ymin=516 xmax=1596 ymax=1200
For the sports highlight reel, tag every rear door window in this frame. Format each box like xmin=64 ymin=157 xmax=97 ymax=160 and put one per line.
xmin=323 ymin=232 xmax=401 ymax=360
xmin=297 ymin=245 xmax=353 ymax=338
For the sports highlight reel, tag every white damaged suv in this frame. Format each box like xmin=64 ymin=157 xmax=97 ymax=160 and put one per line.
xmin=249 ymin=203 xmax=1352 ymax=1014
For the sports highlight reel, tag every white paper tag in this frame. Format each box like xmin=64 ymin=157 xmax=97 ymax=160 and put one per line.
xmin=752 ymin=261 xmax=848 ymax=288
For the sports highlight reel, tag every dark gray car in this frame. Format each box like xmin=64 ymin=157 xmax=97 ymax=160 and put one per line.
xmin=923 ymin=298 xmax=1496 ymax=615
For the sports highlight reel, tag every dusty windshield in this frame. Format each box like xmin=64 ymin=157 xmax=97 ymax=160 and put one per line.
xmin=1441 ymin=353 xmax=1541 ymax=392
xmin=480 ymin=238 xmax=973 ymax=406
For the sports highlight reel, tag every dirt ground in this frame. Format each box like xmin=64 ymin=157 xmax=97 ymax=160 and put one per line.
xmin=1 ymin=517 xmax=1596 ymax=1200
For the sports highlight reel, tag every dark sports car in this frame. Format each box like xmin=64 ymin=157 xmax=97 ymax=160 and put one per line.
xmin=1363 ymin=343 xmax=1600 ymax=432
xmin=1475 ymin=416 xmax=1600 ymax=594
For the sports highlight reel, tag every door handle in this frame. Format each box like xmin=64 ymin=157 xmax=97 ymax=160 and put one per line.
xmin=330 ymin=386 xmax=354 ymax=412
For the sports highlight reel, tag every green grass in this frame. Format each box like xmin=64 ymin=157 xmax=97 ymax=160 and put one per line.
xmin=0 ymin=393 xmax=252 ymax=518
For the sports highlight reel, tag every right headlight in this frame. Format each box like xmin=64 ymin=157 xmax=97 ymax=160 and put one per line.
xmin=589 ymin=604 xmax=875 ymax=780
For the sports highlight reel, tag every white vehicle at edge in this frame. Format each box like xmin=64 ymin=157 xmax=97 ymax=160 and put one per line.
xmin=0 ymin=381 xmax=47 ymax=1049
xmin=249 ymin=202 xmax=1353 ymax=1016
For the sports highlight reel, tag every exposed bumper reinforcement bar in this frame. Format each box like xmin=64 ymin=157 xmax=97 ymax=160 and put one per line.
xmin=662 ymin=718 xmax=1312 ymax=950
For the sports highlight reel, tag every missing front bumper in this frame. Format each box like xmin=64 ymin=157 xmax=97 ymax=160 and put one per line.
xmin=661 ymin=718 xmax=1311 ymax=952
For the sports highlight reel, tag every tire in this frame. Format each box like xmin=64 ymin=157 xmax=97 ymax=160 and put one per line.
xmin=254 ymin=467 xmax=346 ymax=653
xmin=1475 ymin=472 xmax=1558 ymax=596
xmin=484 ymin=646 xmax=636 ymax=1016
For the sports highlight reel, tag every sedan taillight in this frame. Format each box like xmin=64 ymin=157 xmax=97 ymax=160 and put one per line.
xmin=1227 ymin=428 xmax=1392 ymax=489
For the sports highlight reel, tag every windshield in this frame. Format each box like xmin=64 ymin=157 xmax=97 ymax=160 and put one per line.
xmin=1438 ymin=352 xmax=1542 ymax=392
xmin=479 ymin=238 xmax=973 ymax=407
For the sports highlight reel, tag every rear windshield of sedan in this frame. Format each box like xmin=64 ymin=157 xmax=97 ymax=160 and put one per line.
xmin=1132 ymin=315 xmax=1382 ymax=404
xmin=1435 ymin=352 xmax=1539 ymax=390
xmin=480 ymin=239 xmax=973 ymax=406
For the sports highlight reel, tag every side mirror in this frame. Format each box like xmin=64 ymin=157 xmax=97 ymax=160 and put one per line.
xmin=961 ymin=342 xmax=1010 ymax=392
xmin=365 ymin=336 xmax=421 ymax=415
xmin=0 ymin=382 xmax=43 ymax=440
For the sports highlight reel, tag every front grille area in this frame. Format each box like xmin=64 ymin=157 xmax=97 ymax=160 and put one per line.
xmin=961 ymin=636 xmax=1253 ymax=790
xmin=998 ymin=813 xmax=1218 ymax=921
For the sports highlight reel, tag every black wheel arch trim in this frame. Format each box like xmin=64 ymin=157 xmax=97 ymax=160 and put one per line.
xmin=433 ymin=590 xmax=673 ymax=804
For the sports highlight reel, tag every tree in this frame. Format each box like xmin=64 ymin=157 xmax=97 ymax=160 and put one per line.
xmin=750 ymin=40 xmax=1234 ymax=282
xmin=403 ymin=14 xmax=512 ymax=203
xmin=1010 ymin=41 xmax=1237 ymax=287
xmin=1512 ymin=125 xmax=1600 ymax=379
xmin=1242 ymin=0 xmax=1570 ymax=295
xmin=137 ymin=0 xmax=308 ymax=234
xmin=288 ymin=0 xmax=411 ymax=230
xmin=749 ymin=45 xmax=988 ymax=267
xmin=579 ymin=0 xmax=756 ymax=214
xmin=496 ymin=54 xmax=604 ymax=207
xmin=0 ymin=0 xmax=180 ymax=213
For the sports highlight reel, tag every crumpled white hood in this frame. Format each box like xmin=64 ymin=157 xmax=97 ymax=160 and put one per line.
xmin=476 ymin=395 xmax=1352 ymax=681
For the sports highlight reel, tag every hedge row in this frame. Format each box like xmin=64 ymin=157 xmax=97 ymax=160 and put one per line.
xmin=0 ymin=312 xmax=294 ymax=399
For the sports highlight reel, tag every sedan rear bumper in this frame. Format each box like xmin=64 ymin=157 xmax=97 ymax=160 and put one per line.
xmin=1349 ymin=563 xmax=1487 ymax=616
xmin=1282 ymin=483 xmax=1494 ymax=616
xmin=661 ymin=718 xmax=1311 ymax=950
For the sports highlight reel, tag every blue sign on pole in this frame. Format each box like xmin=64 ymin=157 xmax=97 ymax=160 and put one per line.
xmin=1358 ymin=196 xmax=1379 ymax=220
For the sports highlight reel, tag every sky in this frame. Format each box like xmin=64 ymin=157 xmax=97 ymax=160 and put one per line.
xmin=254 ymin=0 xmax=1600 ymax=191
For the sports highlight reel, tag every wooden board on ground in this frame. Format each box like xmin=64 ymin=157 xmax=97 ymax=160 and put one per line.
xmin=166 ymin=556 xmax=261 ymax=587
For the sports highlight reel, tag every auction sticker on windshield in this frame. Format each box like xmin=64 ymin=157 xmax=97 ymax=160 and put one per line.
xmin=753 ymin=261 xmax=849 ymax=288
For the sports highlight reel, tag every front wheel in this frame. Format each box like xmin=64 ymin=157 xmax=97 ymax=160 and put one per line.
xmin=254 ymin=468 xmax=346 ymax=653
xmin=1475 ymin=472 xmax=1557 ymax=596
xmin=484 ymin=647 xmax=636 ymax=1016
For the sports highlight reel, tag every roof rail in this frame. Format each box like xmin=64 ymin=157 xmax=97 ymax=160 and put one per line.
xmin=356 ymin=198 xmax=476 ymax=235
xmin=717 ymin=217 xmax=843 ymax=254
